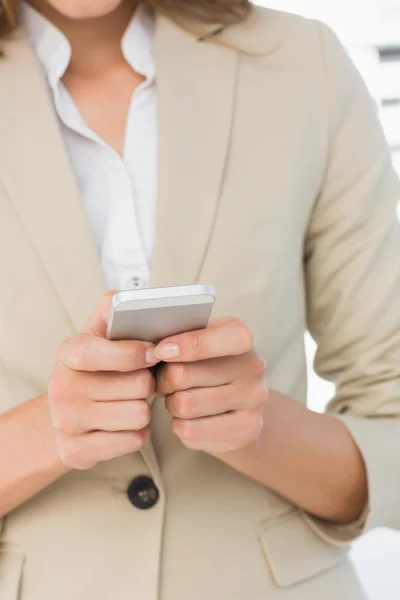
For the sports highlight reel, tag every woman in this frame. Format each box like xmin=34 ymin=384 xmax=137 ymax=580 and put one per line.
xmin=0 ymin=0 xmax=399 ymax=598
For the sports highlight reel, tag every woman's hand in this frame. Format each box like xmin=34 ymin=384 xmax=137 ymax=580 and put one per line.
xmin=154 ymin=317 xmax=367 ymax=523
xmin=153 ymin=317 xmax=268 ymax=453
xmin=48 ymin=293 xmax=160 ymax=470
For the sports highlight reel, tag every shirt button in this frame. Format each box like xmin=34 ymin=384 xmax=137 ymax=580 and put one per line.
xmin=128 ymin=276 xmax=143 ymax=289
xmin=127 ymin=476 xmax=159 ymax=510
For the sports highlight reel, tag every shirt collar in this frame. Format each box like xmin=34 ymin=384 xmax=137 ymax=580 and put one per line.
xmin=122 ymin=4 xmax=155 ymax=82
xmin=21 ymin=2 xmax=70 ymax=88
xmin=21 ymin=2 xmax=155 ymax=88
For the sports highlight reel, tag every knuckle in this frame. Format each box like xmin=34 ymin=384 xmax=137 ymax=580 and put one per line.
xmin=167 ymin=363 xmax=189 ymax=389
xmin=48 ymin=372 xmax=83 ymax=433
xmin=48 ymin=367 xmax=81 ymax=404
xmin=63 ymin=336 xmax=91 ymax=370
xmin=51 ymin=402 xmax=81 ymax=434
xmin=246 ymin=373 xmax=267 ymax=409
xmin=179 ymin=421 xmax=191 ymax=440
xmin=124 ymin=342 xmax=142 ymax=367
xmin=136 ymin=401 xmax=151 ymax=428
xmin=48 ymin=372 xmax=70 ymax=404
xmin=191 ymin=332 xmax=207 ymax=356
xmin=240 ymin=413 xmax=263 ymax=444
xmin=144 ymin=370 xmax=156 ymax=396
xmin=220 ymin=440 xmax=238 ymax=452
xmin=181 ymin=438 xmax=197 ymax=450
xmin=51 ymin=405 xmax=70 ymax=432
xmin=173 ymin=390 xmax=195 ymax=419
xmin=235 ymin=321 xmax=254 ymax=353
xmin=132 ymin=428 xmax=150 ymax=450
xmin=249 ymin=413 xmax=264 ymax=439
xmin=252 ymin=382 xmax=267 ymax=408
xmin=136 ymin=370 xmax=155 ymax=398
xmin=57 ymin=435 xmax=87 ymax=469
xmin=174 ymin=418 xmax=192 ymax=440
xmin=55 ymin=338 xmax=71 ymax=365
xmin=253 ymin=353 xmax=267 ymax=376
xmin=124 ymin=341 xmax=152 ymax=370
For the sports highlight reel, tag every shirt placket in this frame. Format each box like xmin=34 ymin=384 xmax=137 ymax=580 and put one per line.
xmin=54 ymin=83 xmax=150 ymax=292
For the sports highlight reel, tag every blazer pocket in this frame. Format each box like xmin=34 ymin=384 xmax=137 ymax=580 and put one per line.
xmin=0 ymin=550 xmax=25 ymax=600
xmin=257 ymin=509 xmax=346 ymax=588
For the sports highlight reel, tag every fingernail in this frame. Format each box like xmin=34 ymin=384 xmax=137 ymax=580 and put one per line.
xmin=155 ymin=343 xmax=180 ymax=360
xmin=145 ymin=348 xmax=157 ymax=364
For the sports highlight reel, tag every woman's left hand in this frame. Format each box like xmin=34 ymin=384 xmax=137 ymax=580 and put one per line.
xmin=153 ymin=317 xmax=367 ymax=523
xmin=153 ymin=317 xmax=268 ymax=453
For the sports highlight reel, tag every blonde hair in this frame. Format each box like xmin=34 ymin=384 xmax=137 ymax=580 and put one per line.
xmin=0 ymin=0 xmax=18 ymax=39
xmin=0 ymin=0 xmax=250 ymax=41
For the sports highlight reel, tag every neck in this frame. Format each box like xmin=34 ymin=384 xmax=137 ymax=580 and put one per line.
xmin=27 ymin=1 xmax=138 ymax=75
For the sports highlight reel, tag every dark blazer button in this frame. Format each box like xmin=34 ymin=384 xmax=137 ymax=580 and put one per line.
xmin=127 ymin=476 xmax=159 ymax=510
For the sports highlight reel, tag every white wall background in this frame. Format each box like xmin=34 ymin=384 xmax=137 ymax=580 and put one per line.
xmin=256 ymin=2 xmax=400 ymax=598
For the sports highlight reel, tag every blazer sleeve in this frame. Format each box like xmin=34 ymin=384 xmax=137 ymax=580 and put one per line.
xmin=303 ymin=21 xmax=400 ymax=545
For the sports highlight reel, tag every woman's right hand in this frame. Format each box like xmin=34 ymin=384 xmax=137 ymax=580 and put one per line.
xmin=48 ymin=292 xmax=160 ymax=470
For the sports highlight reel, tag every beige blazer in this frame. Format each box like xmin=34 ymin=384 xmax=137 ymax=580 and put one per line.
xmin=1 ymin=6 xmax=400 ymax=600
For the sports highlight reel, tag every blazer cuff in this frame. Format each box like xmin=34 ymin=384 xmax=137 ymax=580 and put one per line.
xmin=300 ymin=414 xmax=400 ymax=546
xmin=300 ymin=503 xmax=369 ymax=547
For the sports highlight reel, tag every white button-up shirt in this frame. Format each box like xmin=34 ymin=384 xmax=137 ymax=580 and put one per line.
xmin=22 ymin=2 xmax=157 ymax=291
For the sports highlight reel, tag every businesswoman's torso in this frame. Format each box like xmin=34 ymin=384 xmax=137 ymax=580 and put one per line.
xmin=0 ymin=3 xmax=397 ymax=599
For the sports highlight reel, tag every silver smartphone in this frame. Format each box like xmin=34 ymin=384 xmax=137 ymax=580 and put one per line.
xmin=106 ymin=284 xmax=215 ymax=343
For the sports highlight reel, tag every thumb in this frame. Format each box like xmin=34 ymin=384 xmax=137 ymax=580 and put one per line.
xmin=82 ymin=290 xmax=117 ymax=337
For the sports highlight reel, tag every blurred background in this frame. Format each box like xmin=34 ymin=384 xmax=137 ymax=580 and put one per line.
xmin=256 ymin=2 xmax=400 ymax=599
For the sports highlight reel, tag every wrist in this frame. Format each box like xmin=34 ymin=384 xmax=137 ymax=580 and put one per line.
xmin=210 ymin=390 xmax=367 ymax=524
xmin=0 ymin=394 xmax=69 ymax=518
xmin=7 ymin=394 xmax=70 ymax=480
xmin=30 ymin=394 xmax=71 ymax=478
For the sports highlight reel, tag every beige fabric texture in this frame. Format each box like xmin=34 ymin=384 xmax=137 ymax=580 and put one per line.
xmin=0 ymin=6 xmax=399 ymax=600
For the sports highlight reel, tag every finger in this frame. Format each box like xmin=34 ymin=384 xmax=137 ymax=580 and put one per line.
xmin=84 ymin=369 xmax=155 ymax=401
xmin=57 ymin=334 xmax=158 ymax=372
xmin=52 ymin=398 xmax=151 ymax=435
xmin=82 ymin=291 xmax=117 ymax=337
xmin=154 ymin=317 xmax=253 ymax=363
xmin=86 ymin=400 xmax=152 ymax=433
xmin=157 ymin=350 xmax=266 ymax=395
xmin=56 ymin=428 xmax=150 ymax=470
xmin=165 ymin=378 xmax=266 ymax=420
xmin=172 ymin=409 xmax=263 ymax=451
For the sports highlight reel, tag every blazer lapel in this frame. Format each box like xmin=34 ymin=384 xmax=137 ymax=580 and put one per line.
xmin=0 ymin=32 xmax=106 ymax=332
xmin=149 ymin=15 xmax=239 ymax=288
